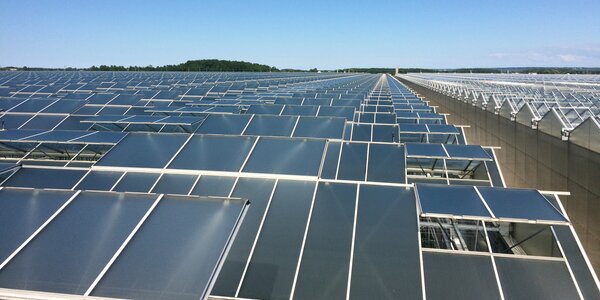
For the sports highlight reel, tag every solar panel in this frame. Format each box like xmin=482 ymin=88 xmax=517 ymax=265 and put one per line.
xmin=167 ymin=135 xmax=256 ymax=172
xmin=196 ymin=114 xmax=252 ymax=135
xmin=0 ymin=191 xmax=157 ymax=295
xmin=281 ymin=104 xmax=318 ymax=116
xmin=237 ymin=180 xmax=315 ymax=299
xmin=423 ymin=252 xmax=502 ymax=299
xmin=476 ymin=187 xmax=567 ymax=223
xmin=400 ymin=124 xmax=429 ymax=133
xmin=112 ymin=172 xmax=161 ymax=193
xmin=0 ymin=71 xmax=596 ymax=300
xmin=443 ymin=144 xmax=493 ymax=160
xmin=190 ymin=175 xmax=237 ymax=197
xmin=416 ymin=183 xmax=492 ymax=218
xmin=406 ymin=143 xmax=493 ymax=160
xmin=74 ymin=170 xmax=124 ymax=191
xmin=292 ymin=116 xmax=345 ymax=139
xmin=0 ymin=188 xmax=75 ymax=263
xmin=351 ymin=185 xmax=422 ymax=299
xmin=406 ymin=143 xmax=449 ymax=158
xmin=212 ymin=177 xmax=276 ymax=296
xmin=426 ymin=124 xmax=460 ymax=134
xmin=96 ymin=133 xmax=188 ymax=168
xmin=293 ymin=182 xmax=356 ymax=299
xmin=0 ymin=129 xmax=46 ymax=141
xmin=3 ymin=168 xmax=87 ymax=189
xmin=90 ymin=194 xmax=248 ymax=299
xmin=246 ymin=104 xmax=285 ymax=115
xmin=317 ymin=105 xmax=355 ymax=120
xmin=494 ymin=257 xmax=580 ymax=300
xmin=242 ymin=137 xmax=326 ymax=176
xmin=337 ymin=142 xmax=368 ymax=181
xmin=151 ymin=173 xmax=197 ymax=194
xmin=243 ymin=115 xmax=297 ymax=137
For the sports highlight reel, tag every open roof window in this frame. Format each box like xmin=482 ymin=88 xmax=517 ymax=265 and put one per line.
xmin=420 ymin=217 xmax=489 ymax=252
xmin=406 ymin=144 xmax=495 ymax=185
xmin=417 ymin=184 xmax=568 ymax=258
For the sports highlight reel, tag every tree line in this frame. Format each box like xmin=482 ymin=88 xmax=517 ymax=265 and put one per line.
xmin=89 ymin=59 xmax=279 ymax=72
xmin=336 ymin=67 xmax=600 ymax=74
xmin=3 ymin=63 xmax=599 ymax=74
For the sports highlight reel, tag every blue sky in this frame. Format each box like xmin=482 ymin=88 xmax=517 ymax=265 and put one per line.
xmin=1 ymin=0 xmax=599 ymax=69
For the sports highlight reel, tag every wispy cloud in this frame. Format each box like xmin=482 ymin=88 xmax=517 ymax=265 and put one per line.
xmin=489 ymin=53 xmax=508 ymax=59
xmin=488 ymin=45 xmax=600 ymax=67
xmin=558 ymin=54 xmax=586 ymax=63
